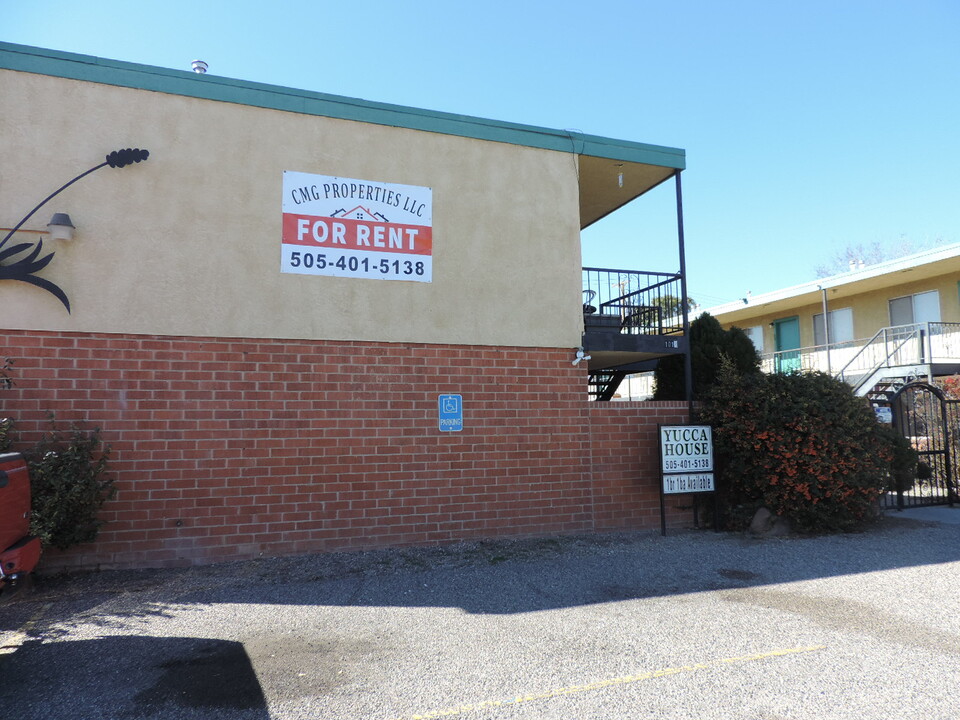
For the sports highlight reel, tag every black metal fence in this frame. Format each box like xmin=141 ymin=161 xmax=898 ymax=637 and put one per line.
xmin=886 ymin=382 xmax=959 ymax=509
xmin=581 ymin=267 xmax=685 ymax=336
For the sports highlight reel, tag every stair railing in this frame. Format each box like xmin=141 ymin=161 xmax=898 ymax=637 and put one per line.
xmin=835 ymin=324 xmax=924 ymax=386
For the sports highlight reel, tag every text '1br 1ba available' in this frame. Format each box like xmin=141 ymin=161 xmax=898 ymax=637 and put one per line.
xmin=282 ymin=171 xmax=433 ymax=282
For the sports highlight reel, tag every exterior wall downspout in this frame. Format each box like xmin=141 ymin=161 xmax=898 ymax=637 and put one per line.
xmin=675 ymin=171 xmax=694 ymax=411
xmin=819 ymin=285 xmax=832 ymax=375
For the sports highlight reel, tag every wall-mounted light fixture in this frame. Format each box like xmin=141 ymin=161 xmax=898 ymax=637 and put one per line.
xmin=46 ymin=213 xmax=76 ymax=241
xmin=0 ymin=148 xmax=150 ymax=312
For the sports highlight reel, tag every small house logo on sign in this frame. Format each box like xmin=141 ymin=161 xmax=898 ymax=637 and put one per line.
xmin=282 ymin=171 xmax=432 ymax=282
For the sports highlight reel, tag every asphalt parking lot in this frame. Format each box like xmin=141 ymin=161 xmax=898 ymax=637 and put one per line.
xmin=2 ymin=506 xmax=959 ymax=720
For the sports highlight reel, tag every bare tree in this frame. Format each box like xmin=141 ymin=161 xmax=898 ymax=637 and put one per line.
xmin=814 ymin=236 xmax=937 ymax=278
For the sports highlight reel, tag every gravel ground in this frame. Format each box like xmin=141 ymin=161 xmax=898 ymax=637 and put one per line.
xmin=1 ymin=509 xmax=959 ymax=720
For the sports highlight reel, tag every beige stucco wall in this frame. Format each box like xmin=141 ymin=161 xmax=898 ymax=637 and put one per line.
xmin=721 ymin=274 xmax=960 ymax=353
xmin=849 ymin=276 xmax=960 ymax=330
xmin=0 ymin=70 xmax=584 ymax=348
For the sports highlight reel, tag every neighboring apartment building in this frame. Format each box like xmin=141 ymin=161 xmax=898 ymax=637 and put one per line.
xmin=707 ymin=244 xmax=960 ymax=399
xmin=0 ymin=42 xmax=694 ymax=570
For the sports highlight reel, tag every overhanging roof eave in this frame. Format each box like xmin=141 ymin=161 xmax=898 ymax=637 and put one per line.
xmin=0 ymin=41 xmax=686 ymax=169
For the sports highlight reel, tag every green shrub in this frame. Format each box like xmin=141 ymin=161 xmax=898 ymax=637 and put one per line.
xmin=2 ymin=361 xmax=115 ymax=549
xmin=26 ymin=419 xmax=115 ymax=550
xmin=654 ymin=313 xmax=760 ymax=400
xmin=874 ymin=422 xmax=918 ymax=493
xmin=699 ymin=361 xmax=897 ymax=533
xmin=1 ymin=358 xmax=13 ymax=452
xmin=0 ymin=357 xmax=13 ymax=392
xmin=0 ymin=417 xmax=12 ymax=453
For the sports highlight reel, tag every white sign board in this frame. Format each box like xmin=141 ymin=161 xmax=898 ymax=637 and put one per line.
xmin=874 ymin=405 xmax=893 ymax=424
xmin=662 ymin=473 xmax=715 ymax=494
xmin=659 ymin=425 xmax=713 ymax=473
xmin=659 ymin=425 xmax=714 ymax=496
xmin=282 ymin=171 xmax=432 ymax=282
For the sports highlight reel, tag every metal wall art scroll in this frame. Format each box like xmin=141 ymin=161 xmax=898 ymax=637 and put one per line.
xmin=0 ymin=148 xmax=150 ymax=313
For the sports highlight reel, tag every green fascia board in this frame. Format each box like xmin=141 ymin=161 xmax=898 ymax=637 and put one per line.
xmin=0 ymin=41 xmax=685 ymax=170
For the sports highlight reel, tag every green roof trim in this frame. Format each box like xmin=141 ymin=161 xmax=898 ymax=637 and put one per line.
xmin=0 ymin=41 xmax=685 ymax=170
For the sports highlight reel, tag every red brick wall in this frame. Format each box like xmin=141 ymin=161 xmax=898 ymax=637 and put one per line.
xmin=1 ymin=330 xmax=690 ymax=570
xmin=587 ymin=403 xmax=693 ymax=530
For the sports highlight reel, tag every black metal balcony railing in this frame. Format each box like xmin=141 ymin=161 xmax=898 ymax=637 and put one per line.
xmin=582 ymin=267 xmax=684 ymax=336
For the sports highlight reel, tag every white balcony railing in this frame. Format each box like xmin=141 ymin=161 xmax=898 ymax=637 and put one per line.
xmin=761 ymin=322 xmax=960 ymax=385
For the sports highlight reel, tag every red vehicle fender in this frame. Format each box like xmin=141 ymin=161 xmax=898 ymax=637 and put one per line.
xmin=0 ymin=452 xmax=42 ymax=586
xmin=0 ymin=536 xmax=42 ymax=579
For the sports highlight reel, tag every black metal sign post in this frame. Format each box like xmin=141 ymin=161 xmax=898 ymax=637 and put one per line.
xmin=658 ymin=424 xmax=715 ymax=536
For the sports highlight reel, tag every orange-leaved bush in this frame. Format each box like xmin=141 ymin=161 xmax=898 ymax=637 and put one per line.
xmin=699 ymin=360 xmax=896 ymax=533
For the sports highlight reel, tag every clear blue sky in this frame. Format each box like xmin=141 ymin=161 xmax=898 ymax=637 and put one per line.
xmin=5 ymin=1 xmax=958 ymax=307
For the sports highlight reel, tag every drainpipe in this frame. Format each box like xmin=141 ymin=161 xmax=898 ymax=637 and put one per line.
xmin=819 ymin=285 xmax=832 ymax=375
xmin=675 ymin=172 xmax=694 ymax=417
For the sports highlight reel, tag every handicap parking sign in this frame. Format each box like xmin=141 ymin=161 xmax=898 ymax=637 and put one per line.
xmin=438 ymin=394 xmax=463 ymax=432
xmin=874 ymin=405 xmax=893 ymax=424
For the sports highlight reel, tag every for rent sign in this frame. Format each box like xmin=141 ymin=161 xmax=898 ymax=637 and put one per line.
xmin=282 ymin=171 xmax=433 ymax=282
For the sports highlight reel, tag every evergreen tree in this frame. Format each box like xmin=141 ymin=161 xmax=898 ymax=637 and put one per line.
xmin=653 ymin=313 xmax=760 ymax=400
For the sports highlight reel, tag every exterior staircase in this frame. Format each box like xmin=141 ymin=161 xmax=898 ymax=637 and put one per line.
xmin=581 ymin=266 xmax=688 ymax=402
xmin=588 ymin=369 xmax=628 ymax=401
xmin=835 ymin=324 xmax=959 ymax=397
xmin=852 ymin=365 xmax=928 ymax=400
xmin=864 ymin=377 xmax=908 ymax=405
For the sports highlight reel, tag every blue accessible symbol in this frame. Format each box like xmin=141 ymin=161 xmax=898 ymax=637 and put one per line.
xmin=438 ymin=394 xmax=463 ymax=432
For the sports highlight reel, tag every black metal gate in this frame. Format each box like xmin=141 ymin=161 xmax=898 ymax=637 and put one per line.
xmin=886 ymin=382 xmax=959 ymax=509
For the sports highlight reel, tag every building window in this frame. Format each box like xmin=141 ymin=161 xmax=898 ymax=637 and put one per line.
xmin=743 ymin=325 xmax=764 ymax=352
xmin=813 ymin=308 xmax=854 ymax=347
xmin=889 ymin=290 xmax=940 ymax=326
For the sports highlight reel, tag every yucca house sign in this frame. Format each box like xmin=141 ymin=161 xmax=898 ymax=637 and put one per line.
xmin=282 ymin=171 xmax=433 ymax=282
xmin=658 ymin=424 xmax=715 ymax=535
xmin=659 ymin=425 xmax=714 ymax=494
